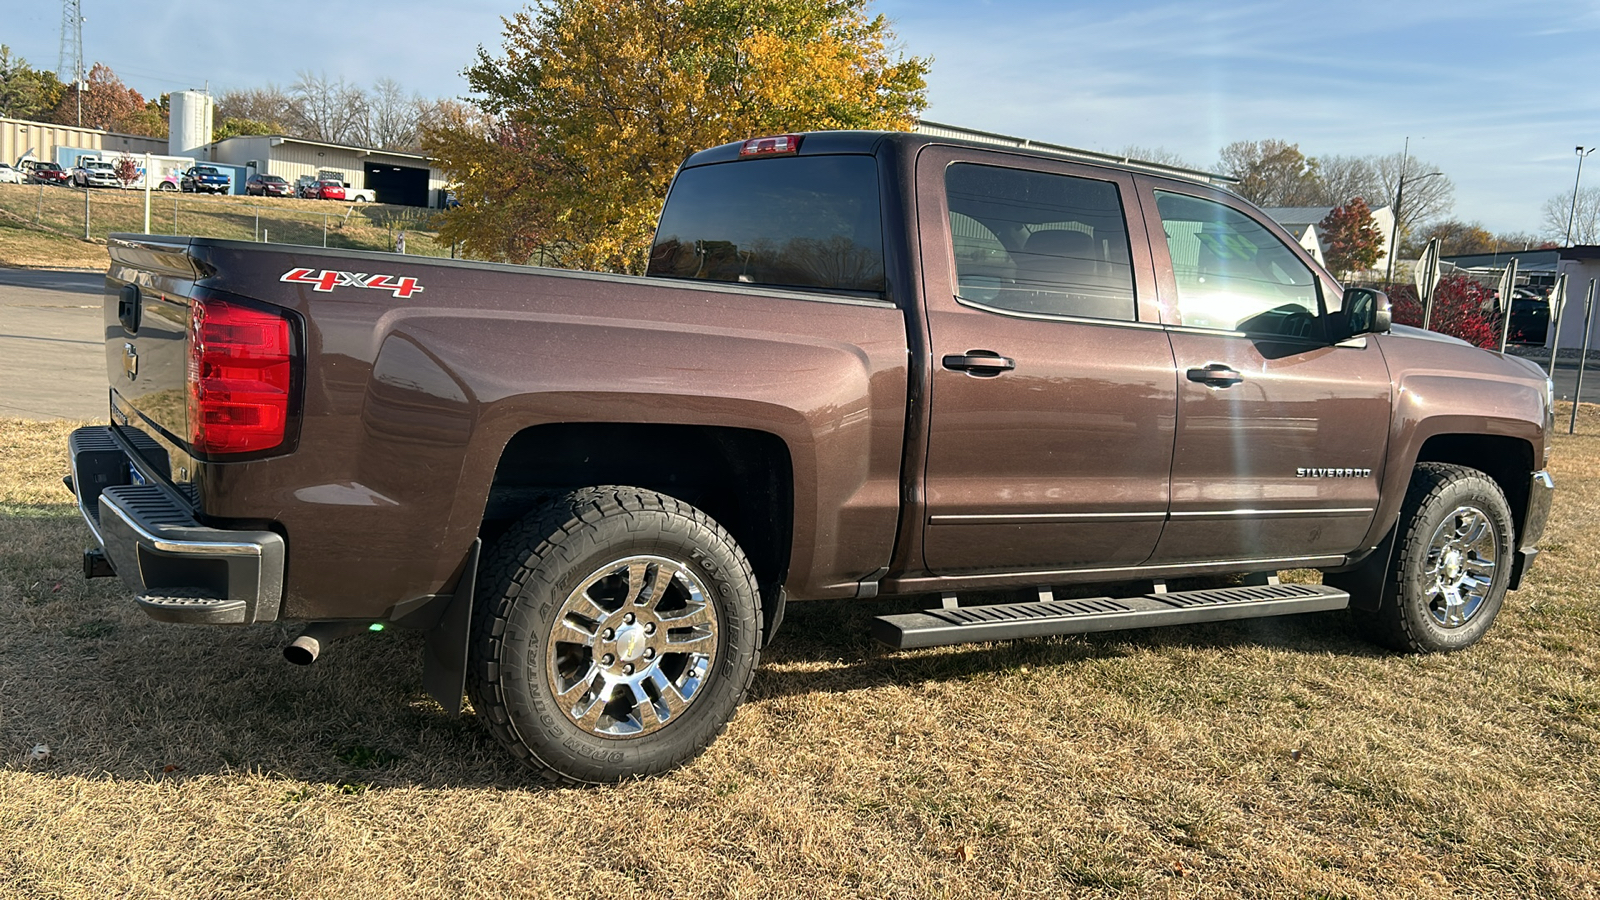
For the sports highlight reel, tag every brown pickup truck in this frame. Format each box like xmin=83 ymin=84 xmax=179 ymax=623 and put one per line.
xmin=69 ymin=130 xmax=1554 ymax=783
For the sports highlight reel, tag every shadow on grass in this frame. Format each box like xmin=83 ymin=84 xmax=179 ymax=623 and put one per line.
xmin=754 ymin=588 xmax=1386 ymax=702
xmin=1 ymin=505 xmax=1387 ymax=791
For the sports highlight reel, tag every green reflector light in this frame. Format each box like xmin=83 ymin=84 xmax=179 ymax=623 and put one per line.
xmin=369 ymin=623 xmax=385 ymax=632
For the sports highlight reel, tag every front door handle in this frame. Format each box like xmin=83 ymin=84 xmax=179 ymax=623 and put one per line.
xmin=1186 ymin=364 xmax=1243 ymax=388
xmin=943 ymin=352 xmax=1015 ymax=376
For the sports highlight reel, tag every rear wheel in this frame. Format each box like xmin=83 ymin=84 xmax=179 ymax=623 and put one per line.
xmin=468 ymin=486 xmax=762 ymax=783
xmin=1354 ymin=463 xmax=1513 ymax=653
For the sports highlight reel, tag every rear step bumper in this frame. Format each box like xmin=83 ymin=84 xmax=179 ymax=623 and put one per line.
xmin=872 ymin=583 xmax=1349 ymax=650
xmin=68 ymin=426 xmax=284 ymax=625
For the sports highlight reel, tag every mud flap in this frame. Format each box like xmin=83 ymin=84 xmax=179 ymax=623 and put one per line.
xmin=1323 ymin=522 xmax=1398 ymax=613
xmin=423 ymin=539 xmax=479 ymax=716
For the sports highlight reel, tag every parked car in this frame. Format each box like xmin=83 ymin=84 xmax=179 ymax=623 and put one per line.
xmin=246 ymin=174 xmax=294 ymax=197
xmin=72 ymin=158 xmax=121 ymax=188
xmin=307 ymin=180 xmax=346 ymax=201
xmin=1507 ymin=289 xmax=1552 ymax=345
xmin=24 ymin=161 xmax=71 ymax=186
xmin=76 ymin=130 xmax=1555 ymax=784
xmin=181 ymin=166 xmax=231 ymax=194
xmin=0 ymin=162 xmax=23 ymax=184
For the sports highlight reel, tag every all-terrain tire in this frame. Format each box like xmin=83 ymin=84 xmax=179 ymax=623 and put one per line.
xmin=1354 ymin=463 xmax=1514 ymax=653
xmin=467 ymin=486 xmax=762 ymax=783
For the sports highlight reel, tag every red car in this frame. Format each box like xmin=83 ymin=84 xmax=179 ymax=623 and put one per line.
xmin=26 ymin=162 xmax=71 ymax=186
xmin=309 ymin=180 xmax=346 ymax=201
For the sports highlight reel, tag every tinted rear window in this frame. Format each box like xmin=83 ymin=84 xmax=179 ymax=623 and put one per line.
xmin=648 ymin=155 xmax=885 ymax=294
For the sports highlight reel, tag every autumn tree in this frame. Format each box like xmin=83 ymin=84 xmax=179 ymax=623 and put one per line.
xmin=1318 ymin=198 xmax=1383 ymax=276
xmin=424 ymin=0 xmax=929 ymax=272
xmin=0 ymin=45 xmax=66 ymax=121
xmin=1406 ymin=219 xmax=1496 ymax=257
xmin=1388 ymin=275 xmax=1499 ymax=349
xmin=1218 ymin=139 xmax=1322 ymax=207
xmin=51 ymin=63 xmax=163 ymax=135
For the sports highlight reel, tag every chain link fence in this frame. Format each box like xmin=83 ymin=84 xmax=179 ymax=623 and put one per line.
xmin=0 ymin=182 xmax=454 ymax=258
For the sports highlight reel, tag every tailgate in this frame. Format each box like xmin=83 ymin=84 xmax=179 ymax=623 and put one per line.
xmin=106 ymin=237 xmax=198 ymax=467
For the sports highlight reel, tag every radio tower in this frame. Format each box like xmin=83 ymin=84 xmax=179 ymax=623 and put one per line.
xmin=57 ymin=0 xmax=84 ymax=126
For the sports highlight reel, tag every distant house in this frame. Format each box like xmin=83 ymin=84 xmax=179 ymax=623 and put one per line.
xmin=1262 ymin=204 xmax=1396 ymax=275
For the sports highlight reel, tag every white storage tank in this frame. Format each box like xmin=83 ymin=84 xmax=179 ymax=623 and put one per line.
xmin=168 ymin=91 xmax=215 ymax=158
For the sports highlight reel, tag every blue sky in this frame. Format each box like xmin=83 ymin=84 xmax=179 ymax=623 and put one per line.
xmin=8 ymin=0 xmax=1600 ymax=234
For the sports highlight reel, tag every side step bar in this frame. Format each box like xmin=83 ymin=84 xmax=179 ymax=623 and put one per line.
xmin=872 ymin=583 xmax=1349 ymax=650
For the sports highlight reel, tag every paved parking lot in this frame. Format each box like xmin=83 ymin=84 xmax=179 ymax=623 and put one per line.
xmin=0 ymin=268 xmax=108 ymax=421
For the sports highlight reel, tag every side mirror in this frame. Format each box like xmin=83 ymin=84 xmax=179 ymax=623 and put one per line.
xmin=1340 ymin=287 xmax=1392 ymax=338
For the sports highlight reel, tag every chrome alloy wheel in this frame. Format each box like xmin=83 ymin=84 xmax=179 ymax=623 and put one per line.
xmin=1423 ymin=506 xmax=1499 ymax=629
xmin=544 ymin=555 xmax=720 ymax=738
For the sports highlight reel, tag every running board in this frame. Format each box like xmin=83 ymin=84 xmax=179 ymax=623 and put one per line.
xmin=871 ymin=583 xmax=1349 ymax=650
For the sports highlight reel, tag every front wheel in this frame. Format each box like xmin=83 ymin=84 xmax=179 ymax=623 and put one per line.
xmin=468 ymin=486 xmax=762 ymax=783
xmin=1354 ymin=463 xmax=1514 ymax=653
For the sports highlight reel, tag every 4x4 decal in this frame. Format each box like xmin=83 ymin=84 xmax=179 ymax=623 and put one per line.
xmin=280 ymin=267 xmax=424 ymax=299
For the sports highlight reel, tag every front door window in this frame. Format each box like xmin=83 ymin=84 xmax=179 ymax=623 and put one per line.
xmin=1154 ymin=191 xmax=1321 ymax=339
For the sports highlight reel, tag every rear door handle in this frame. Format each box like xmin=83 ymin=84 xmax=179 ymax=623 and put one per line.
xmin=943 ymin=352 xmax=1015 ymax=375
xmin=1186 ymin=364 xmax=1243 ymax=387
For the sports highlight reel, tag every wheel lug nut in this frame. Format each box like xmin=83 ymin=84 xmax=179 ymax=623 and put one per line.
xmin=644 ymin=623 xmax=656 ymax=635
xmin=601 ymin=654 xmax=614 ymax=666
xmin=602 ymin=628 xmax=614 ymax=641
xmin=644 ymin=648 xmax=656 ymax=660
xmin=623 ymin=664 xmax=634 ymax=675
xmin=624 ymin=613 xmax=636 ymax=624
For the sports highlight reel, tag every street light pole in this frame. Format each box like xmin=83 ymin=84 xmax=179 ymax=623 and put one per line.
xmin=1384 ymin=138 xmax=1410 ymax=286
xmin=1565 ymin=146 xmax=1594 ymax=248
xmin=1383 ymin=170 xmax=1442 ymax=286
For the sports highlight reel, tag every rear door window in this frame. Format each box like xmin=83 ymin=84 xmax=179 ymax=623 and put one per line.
xmin=649 ymin=155 xmax=885 ymax=294
xmin=944 ymin=163 xmax=1137 ymax=321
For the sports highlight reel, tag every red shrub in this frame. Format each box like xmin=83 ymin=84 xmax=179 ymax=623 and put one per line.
xmin=1387 ymin=275 xmax=1501 ymax=349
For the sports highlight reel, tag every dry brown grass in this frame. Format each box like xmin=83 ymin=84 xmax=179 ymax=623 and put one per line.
xmin=4 ymin=410 xmax=1600 ymax=898
xmin=0 ymin=182 xmax=449 ymax=271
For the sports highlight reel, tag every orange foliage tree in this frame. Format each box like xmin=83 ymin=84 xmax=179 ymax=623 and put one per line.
xmin=53 ymin=63 xmax=165 ymax=136
xmin=424 ymin=0 xmax=929 ymax=272
xmin=1318 ymin=197 xmax=1383 ymax=276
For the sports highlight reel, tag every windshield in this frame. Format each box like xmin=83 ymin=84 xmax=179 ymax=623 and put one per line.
xmin=194 ymin=167 xmax=218 ymax=175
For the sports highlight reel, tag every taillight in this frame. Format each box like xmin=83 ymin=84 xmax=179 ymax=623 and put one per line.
xmin=738 ymin=134 xmax=803 ymax=157
xmin=187 ymin=297 xmax=294 ymax=455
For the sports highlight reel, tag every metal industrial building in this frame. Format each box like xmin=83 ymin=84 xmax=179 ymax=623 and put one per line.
xmin=206 ymin=134 xmax=448 ymax=207
xmin=153 ymin=90 xmax=449 ymax=207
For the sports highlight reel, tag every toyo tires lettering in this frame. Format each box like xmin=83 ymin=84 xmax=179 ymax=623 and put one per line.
xmin=280 ymin=267 xmax=424 ymax=299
